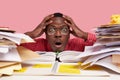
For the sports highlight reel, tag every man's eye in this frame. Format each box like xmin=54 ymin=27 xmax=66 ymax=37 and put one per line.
xmin=49 ymin=28 xmax=55 ymax=32
xmin=61 ymin=27 xmax=68 ymax=33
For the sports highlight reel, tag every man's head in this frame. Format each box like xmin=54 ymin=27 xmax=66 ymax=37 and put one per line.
xmin=45 ymin=13 xmax=70 ymax=52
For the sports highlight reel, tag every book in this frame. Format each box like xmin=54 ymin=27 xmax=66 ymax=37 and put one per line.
xmin=90 ymin=15 xmax=120 ymax=74
xmin=0 ymin=31 xmax=37 ymax=76
xmin=6 ymin=49 xmax=109 ymax=76
xmin=13 ymin=50 xmax=111 ymax=76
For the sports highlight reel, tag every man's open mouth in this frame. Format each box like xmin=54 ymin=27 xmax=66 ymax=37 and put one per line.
xmin=55 ymin=42 xmax=62 ymax=48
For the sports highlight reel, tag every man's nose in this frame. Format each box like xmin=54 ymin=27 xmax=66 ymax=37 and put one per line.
xmin=55 ymin=30 xmax=62 ymax=38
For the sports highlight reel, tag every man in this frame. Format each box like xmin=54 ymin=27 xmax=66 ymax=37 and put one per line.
xmin=21 ymin=13 xmax=96 ymax=52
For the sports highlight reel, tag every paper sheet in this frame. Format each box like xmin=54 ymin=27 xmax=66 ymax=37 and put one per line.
xmin=0 ymin=61 xmax=18 ymax=68
xmin=17 ymin=46 xmax=40 ymax=61
xmin=0 ymin=32 xmax=34 ymax=44
xmin=82 ymin=51 xmax=120 ymax=65
xmin=92 ymin=56 xmax=120 ymax=73
xmin=112 ymin=54 xmax=120 ymax=64
xmin=76 ymin=46 xmax=120 ymax=59
xmin=0 ymin=47 xmax=9 ymax=53
xmin=0 ymin=63 xmax=21 ymax=75
xmin=0 ymin=48 xmax=21 ymax=62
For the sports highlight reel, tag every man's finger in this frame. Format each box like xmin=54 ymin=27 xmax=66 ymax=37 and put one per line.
xmin=64 ymin=20 xmax=71 ymax=26
xmin=44 ymin=20 xmax=53 ymax=29
xmin=64 ymin=20 xmax=73 ymax=31
xmin=45 ymin=14 xmax=54 ymax=21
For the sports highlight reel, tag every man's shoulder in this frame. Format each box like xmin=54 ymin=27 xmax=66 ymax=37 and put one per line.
xmin=69 ymin=38 xmax=84 ymax=42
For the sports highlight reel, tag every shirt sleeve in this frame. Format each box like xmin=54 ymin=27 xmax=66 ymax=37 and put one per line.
xmin=84 ymin=32 xmax=96 ymax=46
xmin=65 ymin=33 xmax=96 ymax=52
xmin=20 ymin=38 xmax=46 ymax=51
xmin=66 ymin=38 xmax=85 ymax=51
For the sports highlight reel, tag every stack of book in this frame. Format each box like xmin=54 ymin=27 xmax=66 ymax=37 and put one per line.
xmin=89 ymin=15 xmax=120 ymax=73
xmin=76 ymin=15 xmax=120 ymax=74
xmin=95 ymin=14 xmax=120 ymax=66
xmin=0 ymin=27 xmax=40 ymax=76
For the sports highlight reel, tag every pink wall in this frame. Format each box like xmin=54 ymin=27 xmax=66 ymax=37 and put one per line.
xmin=0 ymin=0 xmax=120 ymax=34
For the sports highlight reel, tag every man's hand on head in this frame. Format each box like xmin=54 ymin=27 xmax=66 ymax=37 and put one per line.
xmin=25 ymin=14 xmax=53 ymax=38
xmin=63 ymin=15 xmax=88 ymax=41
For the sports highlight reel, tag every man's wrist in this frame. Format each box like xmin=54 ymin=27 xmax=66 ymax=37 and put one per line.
xmin=82 ymin=32 xmax=88 ymax=41
xmin=78 ymin=31 xmax=88 ymax=41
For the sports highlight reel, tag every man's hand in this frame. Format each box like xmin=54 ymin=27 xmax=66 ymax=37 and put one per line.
xmin=25 ymin=14 xmax=53 ymax=38
xmin=63 ymin=15 xmax=88 ymax=40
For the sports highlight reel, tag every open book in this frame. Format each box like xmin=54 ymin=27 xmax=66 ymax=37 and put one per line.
xmin=21 ymin=48 xmax=120 ymax=74
xmin=14 ymin=61 xmax=109 ymax=77
xmin=13 ymin=51 xmax=110 ymax=76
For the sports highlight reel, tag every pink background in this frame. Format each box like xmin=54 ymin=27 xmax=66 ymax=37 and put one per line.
xmin=0 ymin=0 xmax=120 ymax=34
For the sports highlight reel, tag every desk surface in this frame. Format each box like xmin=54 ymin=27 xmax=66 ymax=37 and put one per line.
xmin=1 ymin=71 xmax=120 ymax=80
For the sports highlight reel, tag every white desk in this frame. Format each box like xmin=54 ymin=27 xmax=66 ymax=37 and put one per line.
xmin=0 ymin=76 xmax=110 ymax=80
xmin=1 ymin=71 xmax=120 ymax=80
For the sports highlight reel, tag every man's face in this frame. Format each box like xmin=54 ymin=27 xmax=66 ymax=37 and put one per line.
xmin=45 ymin=17 xmax=70 ymax=52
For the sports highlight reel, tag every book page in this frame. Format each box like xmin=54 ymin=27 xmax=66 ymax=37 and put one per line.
xmin=56 ymin=62 xmax=109 ymax=76
xmin=82 ymin=51 xmax=120 ymax=65
xmin=84 ymin=56 xmax=120 ymax=73
xmin=15 ymin=33 xmax=34 ymax=43
xmin=0 ymin=63 xmax=21 ymax=75
xmin=0 ymin=32 xmax=34 ymax=44
xmin=76 ymin=46 xmax=120 ymax=59
xmin=0 ymin=45 xmax=17 ymax=54
xmin=57 ymin=63 xmax=80 ymax=75
xmin=112 ymin=54 xmax=120 ymax=64
xmin=22 ymin=51 xmax=56 ymax=64
xmin=0 ymin=35 xmax=21 ymax=45
xmin=14 ymin=62 xmax=54 ymax=75
xmin=0 ymin=62 xmax=18 ymax=68
xmin=0 ymin=48 xmax=21 ymax=62
xmin=17 ymin=46 xmax=40 ymax=62
xmin=57 ymin=51 xmax=82 ymax=63
xmin=0 ymin=47 xmax=9 ymax=53
xmin=32 ymin=51 xmax=56 ymax=62
xmin=95 ymin=56 xmax=120 ymax=73
xmin=13 ymin=62 xmax=109 ymax=76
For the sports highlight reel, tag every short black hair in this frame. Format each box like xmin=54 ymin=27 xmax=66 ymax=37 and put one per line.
xmin=53 ymin=12 xmax=63 ymax=17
